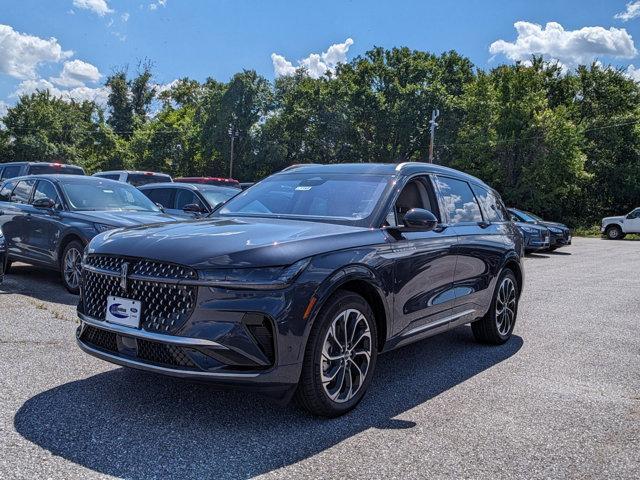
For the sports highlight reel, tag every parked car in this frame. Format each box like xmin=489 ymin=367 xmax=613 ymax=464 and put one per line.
xmin=601 ymin=208 xmax=640 ymax=239
xmin=0 ymin=175 xmax=181 ymax=293
xmin=93 ymin=170 xmax=172 ymax=186
xmin=510 ymin=219 xmax=550 ymax=253
xmin=0 ymin=227 xmax=5 ymax=284
xmin=0 ymin=162 xmax=85 ymax=180
xmin=508 ymin=208 xmax=571 ymax=250
xmin=77 ymin=162 xmax=524 ymax=417
xmin=138 ymin=182 xmax=240 ymax=218
xmin=174 ymin=177 xmax=241 ymax=188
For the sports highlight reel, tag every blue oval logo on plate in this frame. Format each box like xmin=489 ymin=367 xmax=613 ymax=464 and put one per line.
xmin=109 ymin=303 xmax=129 ymax=319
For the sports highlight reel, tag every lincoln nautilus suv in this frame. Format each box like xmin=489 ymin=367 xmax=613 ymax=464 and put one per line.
xmin=76 ymin=163 xmax=524 ymax=417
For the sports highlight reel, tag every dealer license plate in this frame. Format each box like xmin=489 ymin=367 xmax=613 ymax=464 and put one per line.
xmin=106 ymin=296 xmax=141 ymax=328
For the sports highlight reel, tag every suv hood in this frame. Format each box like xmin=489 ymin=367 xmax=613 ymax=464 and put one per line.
xmin=71 ymin=210 xmax=181 ymax=227
xmin=602 ymin=216 xmax=624 ymax=223
xmin=87 ymin=216 xmax=387 ymax=268
xmin=537 ymin=220 xmax=568 ymax=230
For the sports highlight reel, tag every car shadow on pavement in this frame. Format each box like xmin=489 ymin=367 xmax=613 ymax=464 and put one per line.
xmin=0 ymin=263 xmax=77 ymax=306
xmin=14 ymin=327 xmax=523 ymax=479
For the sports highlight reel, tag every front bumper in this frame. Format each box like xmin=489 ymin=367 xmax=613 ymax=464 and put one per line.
xmin=549 ymin=231 xmax=572 ymax=247
xmin=524 ymin=234 xmax=550 ymax=251
xmin=76 ymin=312 xmax=302 ymax=397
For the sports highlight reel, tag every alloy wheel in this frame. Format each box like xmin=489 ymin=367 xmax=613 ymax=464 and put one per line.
xmin=63 ymin=247 xmax=82 ymax=290
xmin=495 ymin=277 xmax=516 ymax=336
xmin=320 ymin=308 xmax=372 ymax=403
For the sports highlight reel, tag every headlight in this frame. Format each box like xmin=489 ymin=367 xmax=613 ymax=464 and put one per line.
xmin=548 ymin=227 xmax=562 ymax=233
xmin=94 ymin=223 xmax=117 ymax=233
xmin=520 ymin=226 xmax=536 ymax=233
xmin=200 ymin=258 xmax=311 ymax=290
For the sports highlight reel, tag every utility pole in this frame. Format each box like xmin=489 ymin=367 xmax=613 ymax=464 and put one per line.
xmin=228 ymin=125 xmax=238 ymax=178
xmin=428 ymin=109 xmax=440 ymax=163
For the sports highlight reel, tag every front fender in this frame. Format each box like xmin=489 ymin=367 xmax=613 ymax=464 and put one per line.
xmin=297 ymin=263 xmax=393 ymax=357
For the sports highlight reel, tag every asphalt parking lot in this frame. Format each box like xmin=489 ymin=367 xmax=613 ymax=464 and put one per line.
xmin=0 ymin=237 xmax=638 ymax=479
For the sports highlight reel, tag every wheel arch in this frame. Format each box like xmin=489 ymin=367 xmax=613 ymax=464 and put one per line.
xmin=57 ymin=233 xmax=86 ymax=266
xmin=305 ymin=265 xmax=391 ymax=353
xmin=502 ymin=256 xmax=523 ymax=297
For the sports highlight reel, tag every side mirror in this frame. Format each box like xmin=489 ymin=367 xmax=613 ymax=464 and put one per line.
xmin=183 ymin=203 xmax=204 ymax=214
xmin=402 ymin=208 xmax=438 ymax=231
xmin=33 ymin=198 xmax=55 ymax=209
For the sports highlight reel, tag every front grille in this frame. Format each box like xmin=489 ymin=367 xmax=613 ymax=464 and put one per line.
xmin=80 ymin=325 xmax=118 ymax=352
xmin=137 ymin=339 xmax=198 ymax=369
xmin=81 ymin=255 xmax=197 ymax=334
xmin=80 ymin=325 xmax=198 ymax=370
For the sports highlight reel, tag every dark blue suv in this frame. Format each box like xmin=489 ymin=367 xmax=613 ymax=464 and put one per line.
xmin=0 ymin=175 xmax=180 ymax=293
xmin=77 ymin=163 xmax=524 ymax=417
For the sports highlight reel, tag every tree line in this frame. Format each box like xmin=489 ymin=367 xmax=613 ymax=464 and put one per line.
xmin=1 ymin=48 xmax=639 ymax=227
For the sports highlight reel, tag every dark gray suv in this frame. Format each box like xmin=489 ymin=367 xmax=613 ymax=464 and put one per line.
xmin=0 ymin=175 xmax=180 ymax=293
xmin=77 ymin=163 xmax=524 ymax=417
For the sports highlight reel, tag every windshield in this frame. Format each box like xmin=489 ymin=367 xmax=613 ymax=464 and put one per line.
xmin=523 ymin=210 xmax=543 ymax=222
xmin=218 ymin=173 xmax=391 ymax=225
xmin=512 ymin=209 xmax=538 ymax=223
xmin=127 ymin=173 xmax=172 ymax=186
xmin=61 ymin=180 xmax=161 ymax=212
xmin=201 ymin=187 xmax=239 ymax=208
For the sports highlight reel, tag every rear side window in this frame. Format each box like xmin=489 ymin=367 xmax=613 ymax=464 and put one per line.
xmin=143 ymin=188 xmax=175 ymax=209
xmin=28 ymin=164 xmax=85 ymax=175
xmin=435 ymin=176 xmax=483 ymax=224
xmin=11 ymin=180 xmax=35 ymax=204
xmin=175 ymin=189 xmax=204 ymax=209
xmin=471 ymin=184 xmax=508 ymax=222
xmin=94 ymin=174 xmax=120 ymax=180
xmin=127 ymin=174 xmax=172 ymax=186
xmin=0 ymin=181 xmax=17 ymax=201
xmin=1 ymin=166 xmax=22 ymax=180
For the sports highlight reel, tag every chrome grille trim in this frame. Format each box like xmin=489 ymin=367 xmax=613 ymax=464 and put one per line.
xmin=79 ymin=313 xmax=228 ymax=348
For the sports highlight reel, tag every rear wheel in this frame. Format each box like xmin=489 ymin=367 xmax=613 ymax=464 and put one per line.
xmin=295 ymin=291 xmax=378 ymax=417
xmin=606 ymin=225 xmax=625 ymax=240
xmin=61 ymin=240 xmax=83 ymax=294
xmin=472 ymin=269 xmax=519 ymax=345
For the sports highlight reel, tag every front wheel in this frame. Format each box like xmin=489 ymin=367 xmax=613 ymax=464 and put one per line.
xmin=606 ymin=225 xmax=625 ymax=240
xmin=295 ymin=291 xmax=378 ymax=417
xmin=61 ymin=240 xmax=83 ymax=294
xmin=472 ymin=269 xmax=519 ymax=345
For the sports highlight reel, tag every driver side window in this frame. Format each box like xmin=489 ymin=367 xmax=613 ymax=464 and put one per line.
xmin=387 ymin=176 xmax=438 ymax=227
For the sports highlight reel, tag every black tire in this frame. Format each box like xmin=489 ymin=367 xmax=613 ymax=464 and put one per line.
xmin=295 ymin=291 xmax=378 ymax=417
xmin=547 ymin=246 xmax=558 ymax=251
xmin=60 ymin=240 xmax=83 ymax=294
xmin=472 ymin=269 xmax=519 ymax=345
xmin=606 ymin=225 xmax=625 ymax=240
xmin=4 ymin=259 xmax=12 ymax=274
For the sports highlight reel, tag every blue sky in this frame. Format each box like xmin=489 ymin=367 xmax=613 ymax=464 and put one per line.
xmin=2 ymin=0 xmax=640 ymax=114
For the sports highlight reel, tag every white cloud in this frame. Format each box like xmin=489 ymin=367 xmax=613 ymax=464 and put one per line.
xmin=0 ymin=24 xmax=73 ymax=79
xmin=271 ymin=38 xmax=354 ymax=78
xmin=13 ymin=78 xmax=110 ymax=106
xmin=615 ymin=1 xmax=640 ymax=21
xmin=489 ymin=21 xmax=637 ymax=69
xmin=149 ymin=0 xmax=167 ymax=11
xmin=72 ymin=0 xmax=113 ymax=16
xmin=50 ymin=59 xmax=101 ymax=87
xmin=121 ymin=12 xmax=130 ymax=22
xmin=0 ymin=100 xmax=8 ymax=118
xmin=625 ymin=64 xmax=640 ymax=81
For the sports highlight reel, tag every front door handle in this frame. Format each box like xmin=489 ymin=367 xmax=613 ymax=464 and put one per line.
xmin=477 ymin=221 xmax=490 ymax=229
